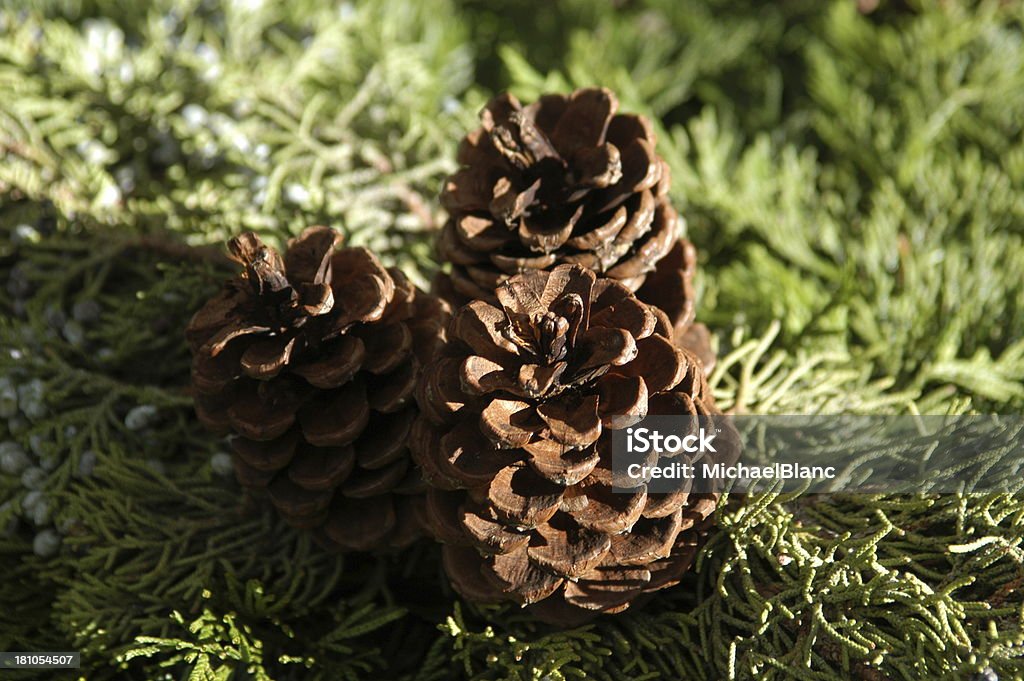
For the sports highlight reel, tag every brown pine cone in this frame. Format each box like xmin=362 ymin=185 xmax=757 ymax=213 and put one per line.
xmin=186 ymin=226 xmax=450 ymax=552
xmin=411 ymin=264 xmax=729 ymax=624
xmin=436 ymin=87 xmax=706 ymax=362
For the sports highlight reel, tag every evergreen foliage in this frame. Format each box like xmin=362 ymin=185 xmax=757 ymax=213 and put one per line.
xmin=0 ymin=1 xmax=1022 ymax=678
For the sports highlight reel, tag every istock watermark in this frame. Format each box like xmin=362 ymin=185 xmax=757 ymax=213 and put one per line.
xmin=625 ymin=426 xmax=719 ymax=454
xmin=610 ymin=415 xmax=1024 ymax=494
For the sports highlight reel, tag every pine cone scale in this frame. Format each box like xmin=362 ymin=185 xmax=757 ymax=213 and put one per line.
xmin=484 ymin=464 xmax=562 ymax=527
xmin=426 ymin=490 xmax=476 ymax=544
xmin=268 ymin=476 xmax=332 ymax=521
xmin=526 ymin=517 xmax=611 ymax=579
xmin=461 ymin=504 xmax=531 ymax=554
xmin=355 ymin=408 xmax=416 ymax=469
xmin=322 ymin=495 xmax=397 ymax=551
xmin=479 ymin=398 xmax=537 ymax=448
xmin=287 ymin=444 xmax=355 ymax=491
xmin=608 ymin=512 xmax=682 ymax=565
xmin=239 ymin=336 xmax=296 ymax=379
xmin=486 ymin=547 xmax=565 ymax=605
xmin=456 ymin=214 xmax=510 ymax=250
xmin=535 ymin=394 xmax=602 ymax=448
xmin=564 ymin=204 xmax=627 ymax=251
xmin=296 ymin=382 xmax=369 ymax=447
xmin=341 ymin=458 xmax=408 ymax=498
xmin=439 ymin=422 xmax=514 ymax=484
xmin=186 ymin=288 xmax=248 ymax=350
xmin=442 ymin=544 xmax=508 ymax=602
xmin=227 ymin=390 xmax=296 ymax=441
xmin=572 ymin=480 xmax=646 ymax=534
xmin=523 ymin=440 xmax=599 ymax=486
xmin=231 ymin=429 xmax=299 ymax=472
xmin=548 ymin=88 xmax=617 ymax=158
xmin=290 ymin=334 xmax=365 ymax=388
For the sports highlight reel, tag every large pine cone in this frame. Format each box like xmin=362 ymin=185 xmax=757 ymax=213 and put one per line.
xmin=412 ymin=264 xmax=728 ymax=624
xmin=436 ymin=87 xmax=708 ymax=365
xmin=187 ymin=226 xmax=449 ymax=551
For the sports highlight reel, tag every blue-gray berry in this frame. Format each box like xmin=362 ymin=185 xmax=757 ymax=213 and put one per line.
xmin=39 ymin=452 xmax=60 ymax=472
xmin=285 ymin=183 xmax=310 ymax=204
xmin=21 ymin=466 xmax=47 ymax=490
xmin=115 ymin=166 xmax=137 ymax=193
xmin=30 ymin=499 xmax=51 ymax=526
xmin=13 ymin=224 xmax=41 ymax=244
xmin=22 ymin=491 xmax=51 ymax=526
xmin=0 ymin=442 xmax=30 ymax=475
xmin=77 ymin=450 xmax=97 ymax=478
xmin=210 ymin=452 xmax=234 ymax=477
xmin=182 ymin=103 xmax=209 ymax=129
xmin=17 ymin=380 xmax=47 ymax=421
xmin=125 ymin=405 xmax=159 ymax=431
xmin=33 ymin=529 xmax=61 ymax=557
xmin=21 ymin=490 xmax=43 ymax=513
xmin=63 ymin=320 xmax=86 ymax=346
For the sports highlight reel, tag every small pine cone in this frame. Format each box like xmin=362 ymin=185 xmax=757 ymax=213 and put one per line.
xmin=187 ymin=227 xmax=450 ymax=552
xmin=436 ymin=87 xmax=704 ymax=360
xmin=412 ymin=264 xmax=729 ymax=624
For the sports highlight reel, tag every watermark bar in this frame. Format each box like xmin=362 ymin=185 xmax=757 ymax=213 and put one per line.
xmin=610 ymin=415 xmax=1024 ymax=494
xmin=0 ymin=652 xmax=81 ymax=669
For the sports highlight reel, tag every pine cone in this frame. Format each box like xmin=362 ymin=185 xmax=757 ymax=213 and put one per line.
xmin=412 ymin=264 xmax=729 ymax=623
xmin=186 ymin=226 xmax=450 ymax=552
xmin=436 ymin=87 xmax=706 ymax=362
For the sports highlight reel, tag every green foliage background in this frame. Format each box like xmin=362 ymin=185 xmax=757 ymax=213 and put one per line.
xmin=1 ymin=0 xmax=1022 ymax=678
